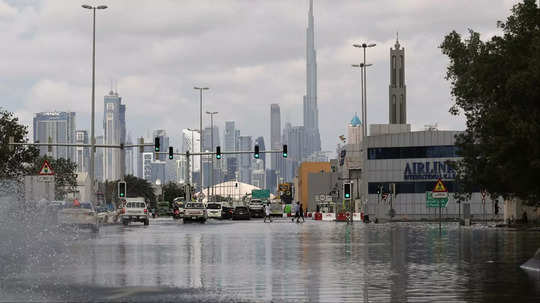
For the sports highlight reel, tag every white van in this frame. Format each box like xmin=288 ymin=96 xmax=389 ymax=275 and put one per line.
xmin=207 ymin=202 xmax=222 ymax=219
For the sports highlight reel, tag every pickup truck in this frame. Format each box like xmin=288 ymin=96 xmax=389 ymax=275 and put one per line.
xmin=58 ymin=201 xmax=99 ymax=232
xmin=248 ymin=199 xmax=265 ymax=218
xmin=183 ymin=202 xmax=207 ymax=223
xmin=120 ymin=198 xmax=150 ymax=226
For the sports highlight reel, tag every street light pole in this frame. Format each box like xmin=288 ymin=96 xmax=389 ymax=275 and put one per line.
xmin=206 ymin=111 xmax=218 ymax=200
xmin=353 ymin=42 xmax=375 ymax=219
xmin=194 ymin=86 xmax=209 ymax=198
xmin=82 ymin=4 xmax=107 ymax=204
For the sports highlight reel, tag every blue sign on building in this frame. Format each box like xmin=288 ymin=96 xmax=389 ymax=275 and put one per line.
xmin=404 ymin=161 xmax=456 ymax=180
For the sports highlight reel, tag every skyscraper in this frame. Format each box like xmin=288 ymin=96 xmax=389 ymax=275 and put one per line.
xmin=103 ymin=90 xmax=126 ymax=181
xmin=270 ymin=104 xmax=281 ymax=170
xmin=95 ymin=135 xmax=104 ymax=182
xmin=254 ymin=136 xmax=266 ymax=171
xmin=389 ymin=36 xmax=407 ymax=124
xmin=125 ymin=134 xmax=134 ymax=176
xmin=224 ymin=121 xmax=236 ymax=152
xmin=202 ymin=126 xmax=220 ymax=152
xmin=33 ymin=111 xmax=76 ymax=160
xmin=303 ymin=0 xmax=321 ymax=157
xmin=238 ymin=136 xmax=252 ymax=184
xmin=74 ymin=130 xmax=89 ymax=173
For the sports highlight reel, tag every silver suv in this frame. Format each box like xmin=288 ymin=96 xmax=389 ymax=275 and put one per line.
xmin=121 ymin=200 xmax=150 ymax=226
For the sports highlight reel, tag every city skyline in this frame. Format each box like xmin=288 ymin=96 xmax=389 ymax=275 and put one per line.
xmin=2 ymin=1 xmax=520 ymax=154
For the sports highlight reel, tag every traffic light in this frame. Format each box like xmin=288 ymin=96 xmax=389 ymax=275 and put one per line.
xmin=154 ymin=137 xmax=160 ymax=152
xmin=283 ymin=144 xmax=287 ymax=158
xmin=254 ymin=145 xmax=260 ymax=159
xmin=118 ymin=181 xmax=127 ymax=198
xmin=168 ymin=146 xmax=174 ymax=160
xmin=343 ymin=183 xmax=351 ymax=200
xmin=216 ymin=146 xmax=221 ymax=159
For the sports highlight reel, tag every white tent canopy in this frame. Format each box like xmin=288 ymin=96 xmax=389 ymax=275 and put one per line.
xmin=197 ymin=181 xmax=274 ymax=202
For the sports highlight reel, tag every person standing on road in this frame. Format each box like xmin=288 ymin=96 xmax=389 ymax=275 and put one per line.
xmin=264 ymin=203 xmax=272 ymax=223
xmin=299 ymin=204 xmax=305 ymax=222
xmin=292 ymin=202 xmax=300 ymax=223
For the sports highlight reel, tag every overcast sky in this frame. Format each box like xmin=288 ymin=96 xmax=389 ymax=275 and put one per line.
xmin=0 ymin=0 xmax=520 ymax=153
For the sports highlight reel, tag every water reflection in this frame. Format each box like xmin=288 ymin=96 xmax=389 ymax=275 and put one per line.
xmin=3 ymin=220 xmax=540 ymax=302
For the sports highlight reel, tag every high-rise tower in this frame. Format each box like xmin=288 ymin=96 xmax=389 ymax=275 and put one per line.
xmin=389 ymin=35 xmax=407 ymax=124
xmin=303 ymin=0 xmax=321 ymax=157
xmin=103 ymin=90 xmax=126 ymax=181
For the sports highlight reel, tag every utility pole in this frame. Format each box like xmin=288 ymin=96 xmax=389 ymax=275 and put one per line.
xmin=82 ymin=4 xmax=107 ymax=204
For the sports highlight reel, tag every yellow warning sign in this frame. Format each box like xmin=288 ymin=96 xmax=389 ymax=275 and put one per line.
xmin=39 ymin=160 xmax=54 ymax=175
xmin=433 ymin=179 xmax=447 ymax=192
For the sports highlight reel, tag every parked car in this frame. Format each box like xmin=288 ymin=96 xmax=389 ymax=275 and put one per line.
xmin=248 ymin=199 xmax=264 ymax=218
xmin=183 ymin=202 xmax=207 ymax=223
xmin=207 ymin=202 xmax=223 ymax=219
xmin=232 ymin=206 xmax=251 ymax=220
xmin=120 ymin=198 xmax=150 ymax=226
xmin=58 ymin=201 xmax=99 ymax=232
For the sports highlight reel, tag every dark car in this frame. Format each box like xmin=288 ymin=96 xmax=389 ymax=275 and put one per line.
xmin=232 ymin=206 xmax=251 ymax=220
xmin=221 ymin=205 xmax=233 ymax=219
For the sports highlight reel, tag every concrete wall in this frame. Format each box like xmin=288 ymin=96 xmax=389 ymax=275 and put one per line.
xmin=504 ymin=198 xmax=540 ymax=223
xmin=307 ymin=171 xmax=340 ymax=212
xmin=297 ymin=162 xmax=331 ymax=212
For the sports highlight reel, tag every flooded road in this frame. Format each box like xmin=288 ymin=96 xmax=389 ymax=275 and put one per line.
xmin=1 ymin=218 xmax=540 ymax=302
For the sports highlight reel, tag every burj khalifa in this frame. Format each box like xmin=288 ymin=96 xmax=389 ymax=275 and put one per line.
xmin=303 ymin=0 xmax=322 ymax=157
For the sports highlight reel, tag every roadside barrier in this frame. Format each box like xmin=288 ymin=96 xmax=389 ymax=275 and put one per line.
xmin=353 ymin=213 xmax=361 ymax=221
xmin=314 ymin=212 xmax=322 ymax=220
xmin=322 ymin=213 xmax=336 ymax=221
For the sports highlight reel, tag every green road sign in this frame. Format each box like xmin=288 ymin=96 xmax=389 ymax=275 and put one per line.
xmin=426 ymin=191 xmax=448 ymax=208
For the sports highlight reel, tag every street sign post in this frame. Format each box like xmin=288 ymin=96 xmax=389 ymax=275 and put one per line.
xmin=432 ymin=179 xmax=448 ymax=232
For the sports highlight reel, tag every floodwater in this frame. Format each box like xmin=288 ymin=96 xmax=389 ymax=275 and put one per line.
xmin=1 ymin=217 xmax=540 ymax=302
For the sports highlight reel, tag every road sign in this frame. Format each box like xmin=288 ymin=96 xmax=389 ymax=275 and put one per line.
xmin=38 ymin=160 xmax=54 ymax=175
xmin=37 ymin=175 xmax=54 ymax=183
xmin=426 ymin=191 xmax=448 ymax=208
xmin=433 ymin=178 xmax=447 ymax=193
xmin=432 ymin=191 xmax=448 ymax=198
xmin=432 ymin=178 xmax=448 ymax=198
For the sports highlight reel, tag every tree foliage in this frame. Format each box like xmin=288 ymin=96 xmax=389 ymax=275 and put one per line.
xmin=440 ymin=0 xmax=540 ymax=205
xmin=162 ymin=182 xmax=188 ymax=203
xmin=99 ymin=175 xmax=156 ymax=206
xmin=0 ymin=108 xmax=39 ymax=180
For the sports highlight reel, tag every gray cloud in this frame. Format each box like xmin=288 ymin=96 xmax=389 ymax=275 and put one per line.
xmin=0 ymin=0 xmax=519 ymax=152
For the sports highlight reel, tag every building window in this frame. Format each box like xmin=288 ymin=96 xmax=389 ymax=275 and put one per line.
xmin=400 ymin=95 xmax=405 ymax=122
xmin=368 ymin=181 xmax=467 ymax=194
xmin=391 ymin=95 xmax=397 ymax=122
xmin=392 ymin=56 xmax=396 ymax=86
xmin=400 ymin=55 xmax=404 ymax=87
xmin=368 ymin=145 xmax=459 ymax=160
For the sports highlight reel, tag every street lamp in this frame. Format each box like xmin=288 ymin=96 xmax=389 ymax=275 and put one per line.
xmin=82 ymin=4 xmax=107 ymax=204
xmin=194 ymin=87 xmax=209 ymax=197
xmin=187 ymin=128 xmax=200 ymax=186
xmin=353 ymin=42 xmax=376 ymax=218
xmin=206 ymin=111 xmax=218 ymax=200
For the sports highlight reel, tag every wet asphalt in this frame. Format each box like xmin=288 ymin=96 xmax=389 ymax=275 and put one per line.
xmin=1 ymin=216 xmax=540 ymax=302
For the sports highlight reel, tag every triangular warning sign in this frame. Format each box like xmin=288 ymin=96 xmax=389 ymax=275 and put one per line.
xmin=39 ymin=160 xmax=54 ymax=175
xmin=433 ymin=179 xmax=447 ymax=192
